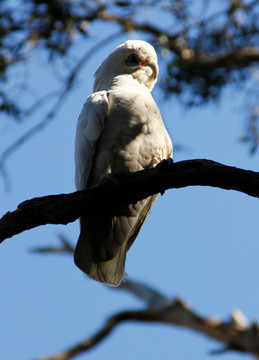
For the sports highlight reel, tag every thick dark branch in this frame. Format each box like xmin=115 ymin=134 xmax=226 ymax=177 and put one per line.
xmin=0 ymin=159 xmax=258 ymax=242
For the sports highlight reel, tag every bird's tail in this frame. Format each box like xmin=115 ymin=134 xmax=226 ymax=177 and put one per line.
xmin=74 ymin=222 xmax=127 ymax=287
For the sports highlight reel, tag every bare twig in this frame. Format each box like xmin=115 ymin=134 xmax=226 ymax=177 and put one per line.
xmin=30 ymin=233 xmax=74 ymax=254
xmin=115 ymin=278 xmax=172 ymax=308
xmin=30 ymin=239 xmax=259 ymax=360
xmin=30 ymin=237 xmax=171 ymax=308
xmin=38 ymin=283 xmax=259 ymax=360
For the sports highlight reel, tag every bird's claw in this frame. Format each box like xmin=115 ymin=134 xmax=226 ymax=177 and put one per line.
xmin=156 ymin=158 xmax=173 ymax=170
xmin=100 ymin=170 xmax=127 ymax=187
xmin=156 ymin=158 xmax=173 ymax=196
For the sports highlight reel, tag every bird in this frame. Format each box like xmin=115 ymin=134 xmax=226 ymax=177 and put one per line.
xmin=74 ymin=40 xmax=172 ymax=286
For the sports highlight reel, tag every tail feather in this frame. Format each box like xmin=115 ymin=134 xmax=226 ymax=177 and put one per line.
xmin=74 ymin=196 xmax=158 ymax=286
xmin=74 ymin=224 xmax=126 ymax=287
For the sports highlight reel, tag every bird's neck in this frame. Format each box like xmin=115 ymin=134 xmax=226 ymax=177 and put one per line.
xmin=93 ymin=74 xmax=144 ymax=92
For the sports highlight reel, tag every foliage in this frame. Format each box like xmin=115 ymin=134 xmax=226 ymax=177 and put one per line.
xmin=0 ymin=0 xmax=259 ymax=150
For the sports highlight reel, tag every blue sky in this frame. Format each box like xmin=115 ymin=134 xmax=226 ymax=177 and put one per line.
xmin=1 ymin=10 xmax=259 ymax=360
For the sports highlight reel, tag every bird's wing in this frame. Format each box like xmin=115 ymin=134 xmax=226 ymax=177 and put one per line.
xmin=75 ymin=91 xmax=109 ymax=191
xmin=74 ymin=39 xmax=172 ymax=287
xmin=75 ymin=86 xmax=172 ymax=287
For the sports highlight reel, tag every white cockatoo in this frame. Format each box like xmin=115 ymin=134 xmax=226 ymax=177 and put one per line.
xmin=74 ymin=40 xmax=172 ymax=286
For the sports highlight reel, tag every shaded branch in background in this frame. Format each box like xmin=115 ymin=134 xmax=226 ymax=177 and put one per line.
xmin=30 ymin=233 xmax=74 ymax=255
xmin=244 ymin=105 xmax=259 ymax=154
xmin=33 ymin=237 xmax=259 ymax=360
xmin=1 ymin=0 xmax=259 ymax=155
xmin=38 ymin=299 xmax=259 ymax=360
xmin=0 ymin=31 xmax=122 ymax=190
xmin=0 ymin=158 xmax=258 ymax=242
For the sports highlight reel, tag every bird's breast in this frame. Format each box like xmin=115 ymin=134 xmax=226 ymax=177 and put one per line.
xmin=88 ymin=86 xmax=171 ymax=186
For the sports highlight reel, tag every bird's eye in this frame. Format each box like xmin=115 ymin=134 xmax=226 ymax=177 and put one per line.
xmin=126 ymin=54 xmax=140 ymax=66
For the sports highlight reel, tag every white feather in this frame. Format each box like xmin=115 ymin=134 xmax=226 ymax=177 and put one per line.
xmin=75 ymin=91 xmax=108 ymax=191
xmin=74 ymin=40 xmax=172 ymax=286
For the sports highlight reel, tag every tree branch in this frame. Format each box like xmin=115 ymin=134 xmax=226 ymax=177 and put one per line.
xmin=197 ymin=47 xmax=259 ymax=70
xmin=99 ymin=10 xmax=259 ymax=69
xmin=30 ymin=241 xmax=259 ymax=360
xmin=0 ymin=159 xmax=258 ymax=242
xmin=0 ymin=31 xmax=122 ymax=190
xmin=38 ymin=279 xmax=259 ymax=360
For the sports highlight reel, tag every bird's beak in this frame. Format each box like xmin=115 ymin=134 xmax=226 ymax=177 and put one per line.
xmin=148 ymin=59 xmax=158 ymax=81
xmin=143 ymin=59 xmax=158 ymax=90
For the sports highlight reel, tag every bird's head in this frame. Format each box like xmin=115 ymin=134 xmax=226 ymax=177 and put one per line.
xmin=94 ymin=40 xmax=159 ymax=91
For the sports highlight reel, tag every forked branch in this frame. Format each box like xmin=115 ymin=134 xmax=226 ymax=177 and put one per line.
xmin=38 ymin=278 xmax=259 ymax=360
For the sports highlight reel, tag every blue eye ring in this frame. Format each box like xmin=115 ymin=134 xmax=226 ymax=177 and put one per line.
xmin=126 ymin=54 xmax=140 ymax=66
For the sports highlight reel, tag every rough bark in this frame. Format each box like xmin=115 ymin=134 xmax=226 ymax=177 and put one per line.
xmin=0 ymin=159 xmax=258 ymax=242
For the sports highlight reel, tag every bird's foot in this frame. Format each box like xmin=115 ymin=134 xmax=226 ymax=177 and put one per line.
xmin=156 ymin=158 xmax=173 ymax=196
xmin=155 ymin=158 xmax=174 ymax=170
xmin=100 ymin=170 xmax=127 ymax=187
